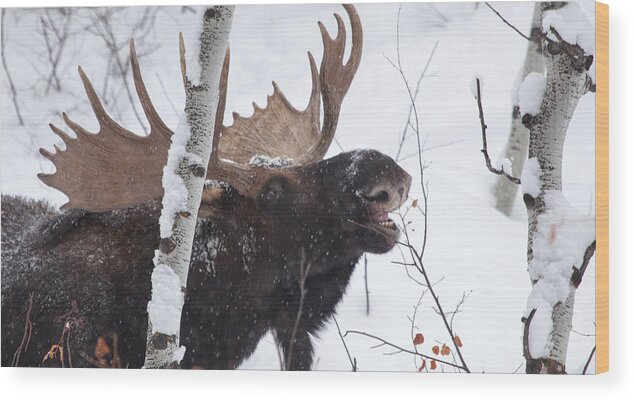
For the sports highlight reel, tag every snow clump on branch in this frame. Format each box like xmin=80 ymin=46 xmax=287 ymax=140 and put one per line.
xmin=521 ymin=157 xmax=541 ymax=198
xmin=524 ymin=191 xmax=595 ymax=358
xmin=518 ymin=72 xmax=547 ymax=117
xmin=542 ymin=2 xmax=596 ymax=83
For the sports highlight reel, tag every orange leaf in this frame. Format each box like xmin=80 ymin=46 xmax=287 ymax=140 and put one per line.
xmin=412 ymin=199 xmax=418 ymax=208
xmin=418 ymin=359 xmax=426 ymax=372
xmin=441 ymin=344 xmax=450 ymax=356
xmin=432 ymin=345 xmax=439 ymax=355
xmin=455 ymin=335 xmax=463 ymax=348
xmin=413 ymin=333 xmax=425 ymax=346
xmin=430 ymin=360 xmax=437 ymax=370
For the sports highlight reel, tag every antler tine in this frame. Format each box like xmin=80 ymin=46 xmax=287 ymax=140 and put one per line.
xmin=208 ymin=46 xmax=256 ymax=193
xmin=212 ymin=47 xmax=231 ymax=161
xmin=75 ymin=66 xmax=123 ymax=134
xmin=49 ymin=123 xmax=74 ymax=146
xmin=296 ymin=4 xmax=363 ymax=164
xmin=342 ymin=4 xmax=362 ymax=73
xmin=129 ymin=39 xmax=172 ymax=138
xmin=39 ymin=42 xmax=175 ymax=211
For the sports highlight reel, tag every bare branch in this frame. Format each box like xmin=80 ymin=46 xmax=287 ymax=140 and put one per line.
xmin=333 ymin=317 xmax=357 ymax=372
xmin=286 ymin=247 xmax=312 ymax=370
xmin=474 ymin=77 xmax=522 ymax=185
xmin=395 ymin=41 xmax=439 ymax=161
xmin=1 ymin=9 xmax=25 ymax=126
xmin=522 ymin=308 xmax=537 ymax=360
xmin=344 ymin=330 xmax=467 ymax=371
xmin=582 ymin=346 xmax=596 ymax=375
xmin=484 ymin=2 xmax=533 ymax=42
xmin=571 ymin=240 xmax=597 ymax=288
xmin=12 ymin=292 xmax=34 ymax=367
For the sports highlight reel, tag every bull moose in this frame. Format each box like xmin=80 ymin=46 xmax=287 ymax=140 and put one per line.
xmin=1 ymin=5 xmax=411 ymax=370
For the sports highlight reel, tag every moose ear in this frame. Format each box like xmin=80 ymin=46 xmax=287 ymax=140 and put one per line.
xmin=258 ymin=176 xmax=292 ymax=213
xmin=198 ymin=186 xmax=232 ymax=218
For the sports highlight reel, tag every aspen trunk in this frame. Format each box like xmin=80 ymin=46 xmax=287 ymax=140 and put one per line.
xmin=522 ymin=2 xmax=594 ymax=374
xmin=492 ymin=3 xmax=544 ymax=215
xmin=144 ymin=5 xmax=234 ymax=369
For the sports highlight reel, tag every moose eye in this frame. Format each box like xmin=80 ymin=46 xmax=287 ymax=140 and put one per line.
xmin=258 ymin=177 xmax=291 ymax=211
xmin=264 ymin=189 xmax=280 ymax=202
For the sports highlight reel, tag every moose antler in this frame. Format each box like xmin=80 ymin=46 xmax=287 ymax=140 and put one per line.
xmin=39 ymin=4 xmax=362 ymax=211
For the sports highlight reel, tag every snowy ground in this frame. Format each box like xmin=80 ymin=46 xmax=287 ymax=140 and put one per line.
xmin=0 ymin=1 xmax=596 ymax=373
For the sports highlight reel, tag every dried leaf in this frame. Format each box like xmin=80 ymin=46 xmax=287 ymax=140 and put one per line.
xmin=455 ymin=335 xmax=463 ymax=348
xmin=432 ymin=345 xmax=439 ymax=355
xmin=413 ymin=333 xmax=425 ymax=346
xmin=430 ymin=360 xmax=437 ymax=370
xmin=418 ymin=359 xmax=426 ymax=372
xmin=412 ymin=199 xmax=418 ymax=208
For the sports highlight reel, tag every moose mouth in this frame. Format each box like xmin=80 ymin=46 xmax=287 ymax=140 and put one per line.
xmin=368 ymin=211 xmax=399 ymax=237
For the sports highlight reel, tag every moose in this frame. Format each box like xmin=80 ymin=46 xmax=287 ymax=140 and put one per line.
xmin=1 ymin=5 xmax=411 ymax=370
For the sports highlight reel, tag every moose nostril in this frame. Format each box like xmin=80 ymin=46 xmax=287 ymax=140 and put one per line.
xmin=375 ymin=190 xmax=390 ymax=202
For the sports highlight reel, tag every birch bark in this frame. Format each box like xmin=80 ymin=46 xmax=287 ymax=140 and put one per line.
xmin=143 ymin=5 xmax=234 ymax=369
xmin=492 ymin=3 xmax=544 ymax=215
xmin=522 ymin=2 xmax=595 ymax=374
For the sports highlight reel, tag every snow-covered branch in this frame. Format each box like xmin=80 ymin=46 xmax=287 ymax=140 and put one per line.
xmin=144 ymin=5 xmax=234 ymax=369
xmin=472 ymin=77 xmax=522 ymax=185
xmin=492 ymin=3 xmax=545 ymax=216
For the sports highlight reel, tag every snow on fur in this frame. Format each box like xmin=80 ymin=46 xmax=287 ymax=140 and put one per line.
xmin=519 ymin=72 xmax=547 ymax=116
xmin=249 ymin=154 xmax=292 ymax=167
xmin=524 ymin=191 xmax=595 ymax=358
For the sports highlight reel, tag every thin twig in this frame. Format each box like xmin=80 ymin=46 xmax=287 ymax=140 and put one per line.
xmin=484 ymin=2 xmax=533 ymax=42
xmin=363 ymin=255 xmax=370 ymax=316
xmin=571 ymin=240 xmax=597 ymax=288
xmin=344 ymin=330 xmax=467 ymax=371
xmin=12 ymin=293 xmax=34 ymax=367
xmin=487 ymin=2 xmax=593 ymax=73
xmin=474 ymin=78 xmax=522 ymax=184
xmin=333 ymin=317 xmax=357 ymax=372
xmin=1 ymin=9 xmax=25 ymax=126
xmin=522 ymin=308 xmax=537 ymax=360
xmin=285 ymin=247 xmax=312 ymax=370
xmin=582 ymin=346 xmax=596 ymax=375
xmin=395 ymin=41 xmax=439 ymax=161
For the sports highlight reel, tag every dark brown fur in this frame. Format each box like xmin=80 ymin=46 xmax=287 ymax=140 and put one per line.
xmin=1 ymin=149 xmax=411 ymax=370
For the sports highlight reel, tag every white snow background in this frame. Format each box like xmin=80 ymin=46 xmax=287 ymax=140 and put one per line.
xmin=0 ymin=1 xmax=596 ymax=373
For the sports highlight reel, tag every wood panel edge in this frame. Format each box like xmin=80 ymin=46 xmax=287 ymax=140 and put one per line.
xmin=595 ymin=0 xmax=609 ymax=375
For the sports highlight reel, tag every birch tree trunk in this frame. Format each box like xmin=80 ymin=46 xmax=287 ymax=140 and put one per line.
xmin=492 ymin=3 xmax=544 ymax=216
xmin=521 ymin=2 xmax=595 ymax=374
xmin=143 ymin=5 xmax=234 ymax=369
